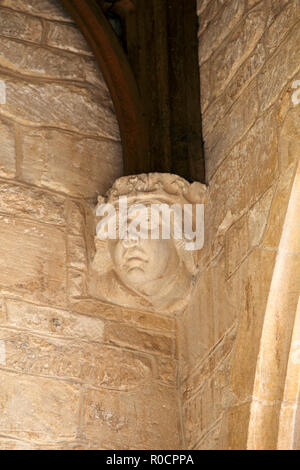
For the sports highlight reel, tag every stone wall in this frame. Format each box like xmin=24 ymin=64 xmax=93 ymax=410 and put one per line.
xmin=0 ymin=0 xmax=181 ymax=449
xmin=178 ymin=0 xmax=300 ymax=449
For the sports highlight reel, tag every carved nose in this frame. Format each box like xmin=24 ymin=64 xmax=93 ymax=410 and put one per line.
xmin=122 ymin=237 xmax=140 ymax=248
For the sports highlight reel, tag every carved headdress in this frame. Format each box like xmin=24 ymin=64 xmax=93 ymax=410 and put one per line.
xmin=93 ymin=173 xmax=207 ymax=276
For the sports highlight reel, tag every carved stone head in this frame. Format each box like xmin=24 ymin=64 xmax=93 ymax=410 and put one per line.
xmin=89 ymin=173 xmax=206 ymax=313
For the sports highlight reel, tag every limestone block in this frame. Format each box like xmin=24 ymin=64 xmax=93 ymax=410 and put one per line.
xmin=198 ymin=0 xmax=222 ymax=36
xmin=210 ymin=6 xmax=265 ymax=98
xmin=197 ymin=0 xmax=212 ymax=15
xmin=0 ymin=37 xmax=85 ymax=80
xmin=209 ymin=107 xmax=278 ymax=236
xmin=0 ymin=370 xmax=80 ymax=443
xmin=0 ymin=7 xmax=42 ymax=42
xmin=229 ymin=249 xmax=276 ymax=401
xmin=21 ymin=128 xmax=122 ymax=197
xmin=104 ymin=322 xmax=174 ymax=357
xmin=258 ymin=23 xmax=300 ymax=112
xmin=0 ymin=118 xmax=15 ymax=178
xmin=46 ymin=22 xmax=93 ymax=56
xmin=248 ymin=187 xmax=274 ymax=249
xmin=82 ymin=384 xmax=181 ymax=449
xmin=205 ymin=80 xmax=259 ymax=179
xmin=279 ymin=104 xmax=300 ymax=173
xmin=203 ymin=42 xmax=265 ymax=138
xmin=67 ymin=234 xmax=87 ymax=270
xmin=0 ymin=216 xmax=66 ymax=306
xmin=199 ymin=0 xmax=245 ymax=65
xmin=181 ymin=325 xmax=236 ymax=403
xmin=265 ymin=0 xmax=300 ymax=55
xmin=0 ymin=182 xmax=65 ymax=225
xmin=156 ymin=357 xmax=177 ymax=385
xmin=121 ymin=309 xmax=175 ymax=334
xmin=266 ymin=0 xmax=291 ymax=27
xmin=264 ymin=165 xmax=297 ymax=249
xmin=70 ymin=298 xmax=122 ymax=322
xmin=68 ymin=268 xmax=87 ymax=298
xmin=226 ymin=215 xmax=249 ymax=278
xmin=4 ymin=299 xmax=104 ymax=342
xmin=0 ymin=0 xmax=73 ymax=21
xmin=0 ymin=329 xmax=153 ymax=389
xmin=194 ymin=420 xmax=222 ymax=450
xmin=211 ymin=251 xmax=238 ymax=341
xmin=65 ymin=200 xmax=86 ymax=236
xmin=0 ymin=75 xmax=120 ymax=140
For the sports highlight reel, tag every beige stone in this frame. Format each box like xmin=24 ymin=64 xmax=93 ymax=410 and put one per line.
xmin=104 ymin=322 xmax=174 ymax=357
xmin=258 ymin=23 xmax=300 ymax=112
xmin=21 ymin=128 xmax=122 ymax=197
xmin=0 ymin=328 xmax=153 ymax=389
xmin=0 ymin=118 xmax=15 ymax=178
xmin=0 ymin=37 xmax=85 ymax=80
xmin=82 ymin=384 xmax=181 ymax=449
xmin=210 ymin=6 xmax=265 ymax=99
xmin=0 ymin=7 xmax=42 ymax=42
xmin=4 ymin=299 xmax=104 ymax=342
xmin=0 ymin=216 xmax=66 ymax=306
xmin=199 ymin=0 xmax=245 ymax=65
xmin=0 ymin=181 xmax=65 ymax=225
xmin=0 ymin=370 xmax=80 ymax=443
xmin=0 ymin=0 xmax=73 ymax=21
xmin=0 ymin=75 xmax=120 ymax=140
xmin=46 ymin=22 xmax=93 ymax=56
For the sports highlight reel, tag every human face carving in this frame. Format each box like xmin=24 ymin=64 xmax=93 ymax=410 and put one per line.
xmin=109 ymin=236 xmax=178 ymax=291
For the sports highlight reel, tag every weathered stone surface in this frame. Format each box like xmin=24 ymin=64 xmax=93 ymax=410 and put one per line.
xmin=209 ymin=108 xmax=278 ymax=236
xmin=65 ymin=200 xmax=86 ymax=236
xmin=156 ymin=357 xmax=177 ymax=385
xmin=258 ymin=23 xmax=300 ymax=112
xmin=67 ymin=234 xmax=87 ymax=270
xmin=266 ymin=0 xmax=291 ymax=27
xmin=0 ymin=37 xmax=85 ymax=80
xmin=0 ymin=182 xmax=65 ymax=225
xmin=70 ymin=299 xmax=122 ymax=322
xmin=0 ymin=370 xmax=80 ymax=442
xmin=0 ymin=216 xmax=66 ymax=305
xmin=21 ymin=128 xmax=122 ymax=197
xmin=230 ymin=249 xmax=276 ymax=401
xmin=0 ymin=75 xmax=120 ymax=140
xmin=203 ymin=42 xmax=265 ymax=137
xmin=265 ymin=0 xmax=300 ymax=55
xmin=264 ymin=164 xmax=296 ymax=249
xmin=198 ymin=0 xmax=222 ymax=36
xmin=46 ymin=22 xmax=93 ymax=56
xmin=4 ymin=299 xmax=104 ymax=342
xmin=210 ymin=6 xmax=265 ymax=98
xmin=205 ymin=79 xmax=259 ymax=179
xmin=82 ymin=384 xmax=181 ymax=449
xmin=0 ymin=118 xmax=15 ymax=178
xmin=197 ymin=0 xmax=212 ymax=15
xmin=0 ymin=329 xmax=153 ymax=389
xmin=278 ymin=103 xmax=300 ymax=173
xmin=199 ymin=0 xmax=245 ymax=65
xmin=122 ymin=308 xmax=175 ymax=333
xmin=105 ymin=323 xmax=174 ymax=357
xmin=225 ymin=214 xmax=249 ymax=277
xmin=68 ymin=268 xmax=87 ymax=298
xmin=248 ymin=187 xmax=274 ymax=249
xmin=0 ymin=7 xmax=42 ymax=42
xmin=0 ymin=0 xmax=73 ymax=21
xmin=181 ymin=324 xmax=236 ymax=403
